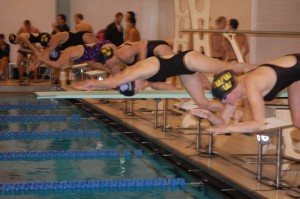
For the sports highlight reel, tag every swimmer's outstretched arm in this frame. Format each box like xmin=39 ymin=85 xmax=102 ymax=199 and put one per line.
xmin=34 ymin=50 xmax=71 ymax=69
xmin=73 ymin=57 xmax=159 ymax=91
xmin=86 ymin=61 xmax=110 ymax=73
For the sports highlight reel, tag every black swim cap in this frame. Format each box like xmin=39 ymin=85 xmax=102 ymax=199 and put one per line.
xmin=119 ymin=82 xmax=135 ymax=96
xmin=9 ymin=33 xmax=17 ymax=44
xmin=49 ymin=48 xmax=60 ymax=61
xmin=97 ymin=47 xmax=113 ymax=64
xmin=212 ymin=70 xmax=236 ymax=100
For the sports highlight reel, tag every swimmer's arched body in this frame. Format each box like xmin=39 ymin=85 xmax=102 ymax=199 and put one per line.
xmin=192 ymin=54 xmax=300 ymax=133
xmin=74 ymin=50 xmax=257 ymax=111
xmin=28 ymin=42 xmax=116 ymax=72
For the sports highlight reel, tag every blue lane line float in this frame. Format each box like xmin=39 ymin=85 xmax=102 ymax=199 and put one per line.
xmin=0 ymin=130 xmax=100 ymax=140
xmin=0 ymin=103 xmax=57 ymax=110
xmin=0 ymin=177 xmax=185 ymax=192
xmin=0 ymin=115 xmax=82 ymax=123
xmin=70 ymin=114 xmax=81 ymax=123
xmin=0 ymin=149 xmax=143 ymax=161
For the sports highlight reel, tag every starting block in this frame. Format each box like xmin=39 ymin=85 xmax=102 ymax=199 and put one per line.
xmin=254 ymin=117 xmax=293 ymax=189
xmin=84 ymin=70 xmax=108 ymax=79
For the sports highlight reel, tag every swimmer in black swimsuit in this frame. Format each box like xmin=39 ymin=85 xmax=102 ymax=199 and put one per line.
xmin=9 ymin=32 xmax=51 ymax=51
xmin=88 ymin=39 xmax=178 ymax=90
xmin=110 ymin=40 xmax=174 ymax=66
xmin=92 ymin=39 xmax=210 ymax=90
xmin=42 ymin=31 xmax=99 ymax=56
xmin=74 ymin=50 xmax=256 ymax=112
xmin=9 ymin=32 xmax=51 ymax=82
xmin=191 ymin=54 xmax=300 ymax=134
xmin=28 ymin=42 xmax=116 ymax=72
xmin=26 ymin=31 xmax=99 ymax=79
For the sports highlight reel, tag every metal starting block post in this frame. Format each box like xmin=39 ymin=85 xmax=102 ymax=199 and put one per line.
xmin=71 ymin=63 xmax=88 ymax=80
xmin=253 ymin=117 xmax=293 ymax=189
xmin=84 ymin=70 xmax=108 ymax=80
xmin=195 ymin=117 xmax=216 ymax=157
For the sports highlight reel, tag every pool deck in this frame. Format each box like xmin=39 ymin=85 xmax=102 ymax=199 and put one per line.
xmin=1 ymin=79 xmax=300 ymax=199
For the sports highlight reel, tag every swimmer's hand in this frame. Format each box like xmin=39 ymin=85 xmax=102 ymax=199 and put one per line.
xmin=190 ymin=108 xmax=212 ymax=119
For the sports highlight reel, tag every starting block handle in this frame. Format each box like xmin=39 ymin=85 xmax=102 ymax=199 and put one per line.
xmin=72 ymin=63 xmax=88 ymax=69
xmin=223 ymin=33 xmax=244 ymax=63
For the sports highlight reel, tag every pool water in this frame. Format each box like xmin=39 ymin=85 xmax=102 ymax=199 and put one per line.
xmin=0 ymin=94 xmax=226 ymax=199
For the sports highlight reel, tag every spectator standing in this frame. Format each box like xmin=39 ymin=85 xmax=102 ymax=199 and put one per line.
xmin=0 ymin=34 xmax=10 ymax=81
xmin=51 ymin=14 xmax=70 ymax=35
xmin=74 ymin=13 xmax=93 ymax=33
xmin=105 ymin=12 xmax=124 ymax=46
xmin=125 ymin=11 xmax=140 ymax=42
xmin=210 ymin=16 xmax=226 ymax=60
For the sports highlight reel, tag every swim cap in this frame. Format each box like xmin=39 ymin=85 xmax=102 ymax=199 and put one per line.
xmin=97 ymin=47 xmax=113 ymax=64
xmin=212 ymin=70 xmax=236 ymax=100
xmin=39 ymin=33 xmax=51 ymax=47
xmin=8 ymin=33 xmax=17 ymax=44
xmin=119 ymin=82 xmax=135 ymax=96
xmin=49 ymin=48 xmax=60 ymax=61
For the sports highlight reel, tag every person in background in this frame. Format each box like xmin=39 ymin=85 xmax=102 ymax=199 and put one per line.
xmin=210 ymin=16 xmax=227 ymax=60
xmin=96 ymin=29 xmax=106 ymax=43
xmin=16 ymin=20 xmax=39 ymax=82
xmin=125 ymin=11 xmax=140 ymax=42
xmin=51 ymin=14 xmax=70 ymax=35
xmin=224 ymin=19 xmax=249 ymax=62
xmin=74 ymin=13 xmax=93 ymax=33
xmin=105 ymin=12 xmax=124 ymax=47
xmin=51 ymin=14 xmax=70 ymax=84
xmin=17 ymin=20 xmax=39 ymax=35
xmin=0 ymin=34 xmax=10 ymax=81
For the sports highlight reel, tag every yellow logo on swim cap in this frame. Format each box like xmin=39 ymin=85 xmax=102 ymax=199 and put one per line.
xmin=213 ymin=79 xmax=224 ymax=88
xmin=222 ymin=72 xmax=232 ymax=81
xmin=101 ymin=47 xmax=112 ymax=56
xmin=106 ymin=51 xmax=111 ymax=56
xmin=222 ymin=81 xmax=233 ymax=91
xmin=101 ymin=48 xmax=107 ymax=53
xmin=41 ymin=35 xmax=48 ymax=42
xmin=213 ymin=71 xmax=233 ymax=88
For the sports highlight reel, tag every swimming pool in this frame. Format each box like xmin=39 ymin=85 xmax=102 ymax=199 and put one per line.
xmin=0 ymin=94 xmax=227 ymax=199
